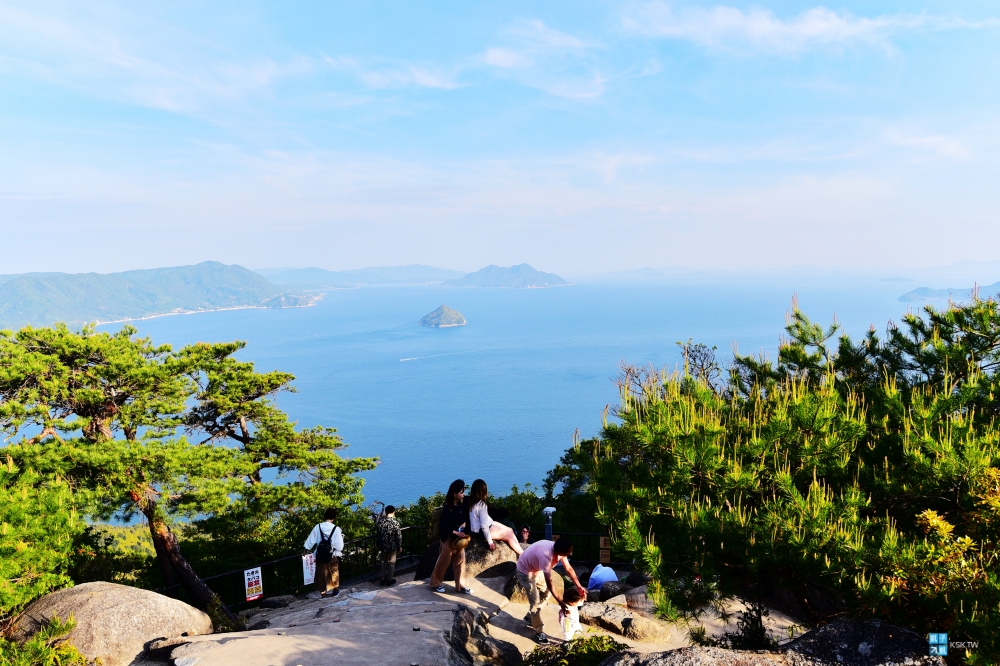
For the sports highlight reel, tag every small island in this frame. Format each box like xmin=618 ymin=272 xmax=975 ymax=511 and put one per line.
xmin=419 ymin=305 xmax=466 ymax=328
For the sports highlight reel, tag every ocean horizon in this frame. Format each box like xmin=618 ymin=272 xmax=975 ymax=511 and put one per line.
xmin=99 ymin=279 xmax=911 ymax=505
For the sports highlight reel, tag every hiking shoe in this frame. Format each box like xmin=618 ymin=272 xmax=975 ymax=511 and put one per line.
xmin=329 ymin=588 xmax=341 ymax=597
xmin=535 ymin=633 xmax=549 ymax=644
xmin=433 ymin=585 xmax=446 ymax=593
xmin=386 ymin=579 xmax=397 ymax=587
xmin=460 ymin=587 xmax=474 ymax=595
xmin=378 ymin=579 xmax=386 ymax=586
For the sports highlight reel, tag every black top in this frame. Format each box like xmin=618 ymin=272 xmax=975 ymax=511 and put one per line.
xmin=439 ymin=502 xmax=468 ymax=543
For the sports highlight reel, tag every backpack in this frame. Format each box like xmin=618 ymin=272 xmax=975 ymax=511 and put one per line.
xmin=315 ymin=524 xmax=336 ymax=564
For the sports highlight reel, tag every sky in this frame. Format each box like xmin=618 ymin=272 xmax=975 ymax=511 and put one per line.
xmin=1 ymin=1 xmax=999 ymax=276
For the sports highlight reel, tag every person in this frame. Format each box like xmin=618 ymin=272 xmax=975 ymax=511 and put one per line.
xmin=516 ymin=536 xmax=586 ymax=644
xmin=304 ymin=508 xmax=344 ymax=598
xmin=586 ymin=563 xmax=618 ymax=592
xmin=559 ymin=585 xmax=585 ymax=641
xmin=430 ymin=479 xmax=473 ymax=595
xmin=375 ymin=505 xmax=403 ymax=587
xmin=467 ymin=479 xmax=524 ymax=556
xmin=520 ymin=524 xmax=532 ymax=544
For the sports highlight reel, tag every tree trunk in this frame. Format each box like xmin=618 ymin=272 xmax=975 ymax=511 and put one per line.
xmin=143 ymin=504 xmax=241 ymax=631
xmin=148 ymin=520 xmax=177 ymax=588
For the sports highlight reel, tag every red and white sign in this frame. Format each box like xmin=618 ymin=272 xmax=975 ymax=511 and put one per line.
xmin=244 ymin=567 xmax=263 ymax=602
xmin=302 ymin=554 xmax=316 ymax=586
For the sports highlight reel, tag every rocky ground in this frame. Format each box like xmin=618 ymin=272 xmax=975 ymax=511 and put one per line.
xmin=139 ymin=571 xmax=687 ymax=666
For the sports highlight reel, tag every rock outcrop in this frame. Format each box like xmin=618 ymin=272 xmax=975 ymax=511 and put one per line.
xmin=416 ymin=538 xmax=519 ymax=581
xmin=579 ymin=602 xmax=671 ymax=642
xmin=599 ymin=647 xmax=789 ymax=665
xmin=10 ymin=581 xmax=213 ymax=666
xmin=446 ymin=604 xmax=523 ymax=665
xmin=783 ymin=618 xmax=936 ymax=666
xmin=598 ymin=618 xmax=944 ymax=666
xmin=502 ymin=571 xmax=564 ymax=605
xmin=600 ymin=581 xmax=634 ymax=601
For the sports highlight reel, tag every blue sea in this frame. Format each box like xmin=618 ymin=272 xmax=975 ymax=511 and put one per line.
xmin=100 ymin=278 xmax=911 ymax=505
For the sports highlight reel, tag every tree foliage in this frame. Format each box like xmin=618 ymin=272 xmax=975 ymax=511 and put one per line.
xmin=553 ymin=296 xmax=1000 ymax=664
xmin=0 ymin=458 xmax=82 ymax=626
xmin=0 ymin=324 xmax=377 ymax=627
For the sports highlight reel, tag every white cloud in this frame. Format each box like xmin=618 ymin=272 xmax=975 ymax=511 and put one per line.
xmin=479 ymin=20 xmax=609 ymax=99
xmin=325 ymin=58 xmax=460 ymax=90
xmin=622 ymin=4 xmax=999 ymax=54
xmin=482 ymin=48 xmax=530 ymax=69
xmin=888 ymin=132 xmax=971 ymax=160
xmin=508 ymin=20 xmax=592 ymax=51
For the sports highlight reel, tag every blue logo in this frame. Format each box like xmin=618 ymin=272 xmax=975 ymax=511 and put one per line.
xmin=929 ymin=633 xmax=948 ymax=656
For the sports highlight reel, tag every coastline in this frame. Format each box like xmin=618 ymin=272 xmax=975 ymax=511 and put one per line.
xmin=92 ymin=294 xmax=323 ymax=327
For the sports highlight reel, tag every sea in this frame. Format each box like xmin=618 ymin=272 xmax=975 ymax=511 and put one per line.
xmin=99 ymin=277 xmax=913 ymax=505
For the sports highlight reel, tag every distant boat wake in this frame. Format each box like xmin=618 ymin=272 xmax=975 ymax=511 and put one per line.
xmin=400 ymin=352 xmax=466 ymax=362
xmin=400 ymin=348 xmax=509 ymax=362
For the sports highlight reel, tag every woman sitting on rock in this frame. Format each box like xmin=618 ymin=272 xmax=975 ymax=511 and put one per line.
xmin=467 ymin=479 xmax=524 ymax=556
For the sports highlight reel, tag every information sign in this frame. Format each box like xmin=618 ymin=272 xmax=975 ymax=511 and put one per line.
xmin=244 ymin=566 xmax=263 ymax=602
xmin=302 ymin=554 xmax=316 ymax=586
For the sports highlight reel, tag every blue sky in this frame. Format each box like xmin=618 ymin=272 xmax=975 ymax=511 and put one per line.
xmin=1 ymin=1 xmax=999 ymax=275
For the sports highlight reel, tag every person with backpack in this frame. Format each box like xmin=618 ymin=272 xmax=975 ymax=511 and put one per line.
xmin=375 ymin=505 xmax=403 ymax=587
xmin=304 ymin=507 xmax=344 ymax=597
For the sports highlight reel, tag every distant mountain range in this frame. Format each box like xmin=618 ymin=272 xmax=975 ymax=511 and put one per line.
xmin=0 ymin=262 xmax=311 ymax=329
xmin=0 ymin=262 xmax=570 ymax=329
xmin=259 ymin=263 xmax=569 ymax=289
xmin=266 ymin=265 xmax=464 ymax=288
xmin=442 ymin=264 xmax=568 ymax=288
xmin=899 ymin=281 xmax=1000 ymax=303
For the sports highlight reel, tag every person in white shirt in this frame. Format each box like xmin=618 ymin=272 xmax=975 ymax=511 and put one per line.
xmin=559 ymin=586 xmax=584 ymax=641
xmin=304 ymin=508 xmax=344 ymax=597
xmin=467 ymin=479 xmax=523 ymax=556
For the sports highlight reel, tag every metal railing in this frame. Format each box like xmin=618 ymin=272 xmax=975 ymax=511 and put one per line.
xmin=157 ymin=525 xmax=429 ymax=612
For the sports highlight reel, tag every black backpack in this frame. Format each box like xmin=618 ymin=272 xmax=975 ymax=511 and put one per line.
xmin=316 ymin=524 xmax=337 ymax=564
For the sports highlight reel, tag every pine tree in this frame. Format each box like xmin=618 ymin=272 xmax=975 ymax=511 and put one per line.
xmin=0 ymin=324 xmax=377 ymax=629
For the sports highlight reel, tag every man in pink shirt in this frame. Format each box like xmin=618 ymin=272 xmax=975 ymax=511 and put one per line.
xmin=515 ymin=536 xmax=587 ymax=644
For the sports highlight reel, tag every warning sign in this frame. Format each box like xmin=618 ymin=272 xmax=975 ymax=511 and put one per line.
xmin=244 ymin=567 xmax=263 ymax=602
xmin=302 ymin=554 xmax=316 ymax=586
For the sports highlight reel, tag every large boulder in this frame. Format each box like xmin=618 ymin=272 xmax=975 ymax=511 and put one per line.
xmin=783 ymin=618 xmax=938 ymax=666
xmin=503 ymin=571 xmax=564 ymax=605
xmin=414 ymin=538 xmax=519 ymax=581
xmin=579 ymin=602 xmax=670 ymax=642
xmin=624 ymin=570 xmax=652 ymax=587
xmin=11 ymin=582 xmax=213 ymax=666
xmin=446 ymin=604 xmax=523 ymax=665
xmin=600 ymin=581 xmax=634 ymax=601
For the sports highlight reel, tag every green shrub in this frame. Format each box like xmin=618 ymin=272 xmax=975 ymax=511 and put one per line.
xmin=0 ymin=616 xmax=88 ymax=666
xmin=547 ymin=296 xmax=1000 ymax=664
xmin=524 ymin=635 xmax=628 ymax=666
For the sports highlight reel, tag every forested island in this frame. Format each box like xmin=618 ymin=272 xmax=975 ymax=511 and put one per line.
xmin=418 ymin=304 xmax=466 ymax=327
xmin=4 ymin=295 xmax=1000 ymax=664
xmin=0 ymin=262 xmax=312 ymax=329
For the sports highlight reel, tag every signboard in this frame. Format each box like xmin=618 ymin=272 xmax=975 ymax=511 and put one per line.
xmin=302 ymin=554 xmax=316 ymax=586
xmin=599 ymin=549 xmax=611 ymax=564
xmin=599 ymin=537 xmax=611 ymax=549
xmin=244 ymin=567 xmax=263 ymax=602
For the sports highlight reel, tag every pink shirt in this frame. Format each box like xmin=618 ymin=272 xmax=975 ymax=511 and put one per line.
xmin=516 ymin=539 xmax=557 ymax=576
